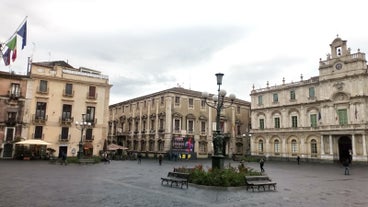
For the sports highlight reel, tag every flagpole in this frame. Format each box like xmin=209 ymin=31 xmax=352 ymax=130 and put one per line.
xmin=4 ymin=16 xmax=28 ymax=44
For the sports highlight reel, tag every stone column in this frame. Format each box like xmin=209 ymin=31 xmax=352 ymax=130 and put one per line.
xmin=352 ymin=134 xmax=356 ymax=156
xmin=363 ymin=134 xmax=367 ymax=156
xmin=320 ymin=135 xmax=325 ymax=155
xmin=329 ymin=135 xmax=333 ymax=155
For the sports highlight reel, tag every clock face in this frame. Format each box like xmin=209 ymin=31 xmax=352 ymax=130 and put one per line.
xmin=335 ymin=63 xmax=343 ymax=70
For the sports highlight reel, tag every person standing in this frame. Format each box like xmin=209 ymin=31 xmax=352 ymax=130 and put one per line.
xmin=297 ymin=156 xmax=300 ymax=165
xmin=158 ymin=154 xmax=163 ymax=166
xmin=259 ymin=158 xmax=265 ymax=172
xmin=137 ymin=153 xmax=142 ymax=164
xmin=61 ymin=151 xmax=67 ymax=166
xmin=343 ymin=158 xmax=350 ymax=175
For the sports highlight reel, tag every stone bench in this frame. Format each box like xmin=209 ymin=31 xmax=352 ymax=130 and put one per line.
xmin=245 ymin=176 xmax=277 ymax=191
xmin=161 ymin=172 xmax=190 ymax=189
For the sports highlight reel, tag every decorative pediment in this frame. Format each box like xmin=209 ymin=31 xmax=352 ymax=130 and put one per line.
xmin=186 ymin=113 xmax=196 ymax=120
xmin=172 ymin=112 xmax=183 ymax=118
xmin=199 ymin=115 xmax=207 ymax=121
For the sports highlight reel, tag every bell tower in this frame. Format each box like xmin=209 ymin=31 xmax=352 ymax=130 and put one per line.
xmin=319 ymin=36 xmax=367 ymax=80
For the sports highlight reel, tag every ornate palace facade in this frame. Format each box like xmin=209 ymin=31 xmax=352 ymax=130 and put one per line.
xmin=109 ymin=87 xmax=250 ymax=158
xmin=250 ymin=37 xmax=368 ymax=163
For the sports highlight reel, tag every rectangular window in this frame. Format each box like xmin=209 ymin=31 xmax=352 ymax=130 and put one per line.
xmin=64 ymin=83 xmax=73 ymax=96
xmin=34 ymin=126 xmax=43 ymax=139
xmin=274 ymin=141 xmax=280 ymax=153
xmin=258 ymin=95 xmax=263 ymax=105
xmin=273 ymin=93 xmax=278 ymax=103
xmin=291 ymin=116 xmax=298 ymax=128
xmin=62 ymin=104 xmax=72 ymax=120
xmin=175 ymin=96 xmax=180 ymax=105
xmin=274 ymin=117 xmax=280 ymax=128
xmin=10 ymin=83 xmax=21 ymax=97
xmin=201 ymin=121 xmax=206 ymax=133
xmin=159 ymin=119 xmax=164 ymax=130
xmin=310 ymin=114 xmax=317 ymax=128
xmin=188 ymin=98 xmax=194 ymax=108
xmin=151 ymin=120 xmax=155 ymax=130
xmin=39 ymin=80 xmax=48 ymax=93
xmin=259 ymin=119 xmax=265 ymax=129
xmin=201 ymin=100 xmax=206 ymax=108
xmin=291 ymin=140 xmax=298 ymax=153
xmin=7 ymin=112 xmax=17 ymax=123
xmin=338 ymin=109 xmax=348 ymax=125
xmin=61 ymin=127 xmax=69 ymax=140
xmin=88 ymin=86 xmax=96 ymax=99
xmin=86 ymin=106 xmax=95 ymax=123
xmin=85 ymin=128 xmax=93 ymax=140
xmin=237 ymin=106 xmax=241 ymax=114
xmin=36 ymin=102 xmax=47 ymax=119
xmin=151 ymin=98 xmax=155 ymax=107
xmin=309 ymin=87 xmax=315 ymax=98
xmin=188 ymin=120 xmax=194 ymax=133
xmin=290 ymin=90 xmax=296 ymax=100
xmin=311 ymin=141 xmax=317 ymax=154
xmin=6 ymin=128 xmax=14 ymax=141
xmin=174 ymin=119 xmax=180 ymax=131
xmin=161 ymin=96 xmax=164 ymax=105
xmin=258 ymin=141 xmax=264 ymax=153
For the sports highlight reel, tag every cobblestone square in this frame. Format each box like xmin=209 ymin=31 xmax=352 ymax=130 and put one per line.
xmin=0 ymin=159 xmax=367 ymax=207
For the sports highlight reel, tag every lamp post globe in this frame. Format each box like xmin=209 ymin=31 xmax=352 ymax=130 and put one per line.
xmin=203 ymin=73 xmax=235 ymax=170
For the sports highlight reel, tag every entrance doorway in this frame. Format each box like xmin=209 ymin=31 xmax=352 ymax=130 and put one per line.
xmin=338 ymin=136 xmax=352 ymax=163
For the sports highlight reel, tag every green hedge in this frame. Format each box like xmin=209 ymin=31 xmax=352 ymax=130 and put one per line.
xmin=188 ymin=164 xmax=262 ymax=187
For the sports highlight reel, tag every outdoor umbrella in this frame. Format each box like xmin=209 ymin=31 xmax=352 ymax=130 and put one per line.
xmin=107 ymin=143 xmax=128 ymax=150
xmin=15 ymin=139 xmax=51 ymax=145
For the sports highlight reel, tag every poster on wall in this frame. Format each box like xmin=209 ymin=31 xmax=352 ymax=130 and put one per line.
xmin=172 ymin=135 xmax=194 ymax=153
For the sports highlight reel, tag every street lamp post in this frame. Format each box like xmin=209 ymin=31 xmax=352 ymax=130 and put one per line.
xmin=202 ymin=73 xmax=235 ymax=169
xmin=75 ymin=114 xmax=91 ymax=159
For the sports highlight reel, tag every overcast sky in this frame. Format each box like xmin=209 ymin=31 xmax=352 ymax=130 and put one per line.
xmin=1 ymin=0 xmax=368 ymax=104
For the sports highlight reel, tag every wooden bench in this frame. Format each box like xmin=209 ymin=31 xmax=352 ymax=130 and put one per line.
xmin=245 ymin=176 xmax=277 ymax=191
xmin=79 ymin=159 xmax=95 ymax=165
xmin=161 ymin=172 xmax=190 ymax=188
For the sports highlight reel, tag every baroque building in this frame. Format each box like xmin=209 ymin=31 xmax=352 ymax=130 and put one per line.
xmin=20 ymin=61 xmax=111 ymax=158
xmin=250 ymin=37 xmax=368 ymax=163
xmin=109 ymin=87 xmax=251 ymax=159
xmin=0 ymin=71 xmax=29 ymax=158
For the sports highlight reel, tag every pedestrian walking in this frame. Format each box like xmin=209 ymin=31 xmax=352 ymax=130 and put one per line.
xmin=297 ymin=156 xmax=300 ymax=165
xmin=158 ymin=154 xmax=163 ymax=165
xmin=61 ymin=151 xmax=67 ymax=166
xmin=343 ymin=158 xmax=350 ymax=175
xmin=259 ymin=158 xmax=265 ymax=172
xmin=137 ymin=153 xmax=142 ymax=164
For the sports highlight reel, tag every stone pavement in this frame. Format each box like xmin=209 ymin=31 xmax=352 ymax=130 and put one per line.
xmin=0 ymin=158 xmax=367 ymax=207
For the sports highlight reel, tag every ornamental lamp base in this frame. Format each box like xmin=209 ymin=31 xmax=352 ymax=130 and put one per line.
xmin=212 ymin=155 xmax=225 ymax=170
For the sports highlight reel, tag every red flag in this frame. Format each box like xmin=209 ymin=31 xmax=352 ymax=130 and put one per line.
xmin=11 ymin=49 xmax=17 ymax=62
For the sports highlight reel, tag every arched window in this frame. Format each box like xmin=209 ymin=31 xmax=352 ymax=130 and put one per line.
xmin=291 ymin=139 xmax=298 ymax=154
xmin=311 ymin=139 xmax=317 ymax=157
xmin=274 ymin=140 xmax=280 ymax=154
xmin=258 ymin=140 xmax=264 ymax=154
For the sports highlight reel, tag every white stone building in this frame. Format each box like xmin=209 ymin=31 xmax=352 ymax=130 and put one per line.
xmin=250 ymin=37 xmax=368 ymax=163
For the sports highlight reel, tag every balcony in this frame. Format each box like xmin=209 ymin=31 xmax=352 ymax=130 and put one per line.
xmin=158 ymin=128 xmax=165 ymax=133
xmin=8 ymin=90 xmax=21 ymax=99
xmin=5 ymin=118 xmax=17 ymax=126
xmin=32 ymin=115 xmax=48 ymax=124
xmin=60 ymin=117 xmax=74 ymax=126
xmin=59 ymin=134 xmax=70 ymax=142
xmin=37 ymin=87 xmax=49 ymax=95
xmin=149 ymin=129 xmax=156 ymax=134
xmin=85 ymin=135 xmax=94 ymax=142
xmin=63 ymin=90 xmax=74 ymax=97
xmin=86 ymin=92 xmax=98 ymax=100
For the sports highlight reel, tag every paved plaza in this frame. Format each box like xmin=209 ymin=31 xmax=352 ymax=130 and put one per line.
xmin=0 ymin=158 xmax=368 ymax=207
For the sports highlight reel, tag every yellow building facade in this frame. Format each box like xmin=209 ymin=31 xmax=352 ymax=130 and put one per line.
xmin=22 ymin=61 xmax=111 ymax=158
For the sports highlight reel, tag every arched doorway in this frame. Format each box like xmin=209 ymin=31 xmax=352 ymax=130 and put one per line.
xmin=338 ymin=136 xmax=352 ymax=163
